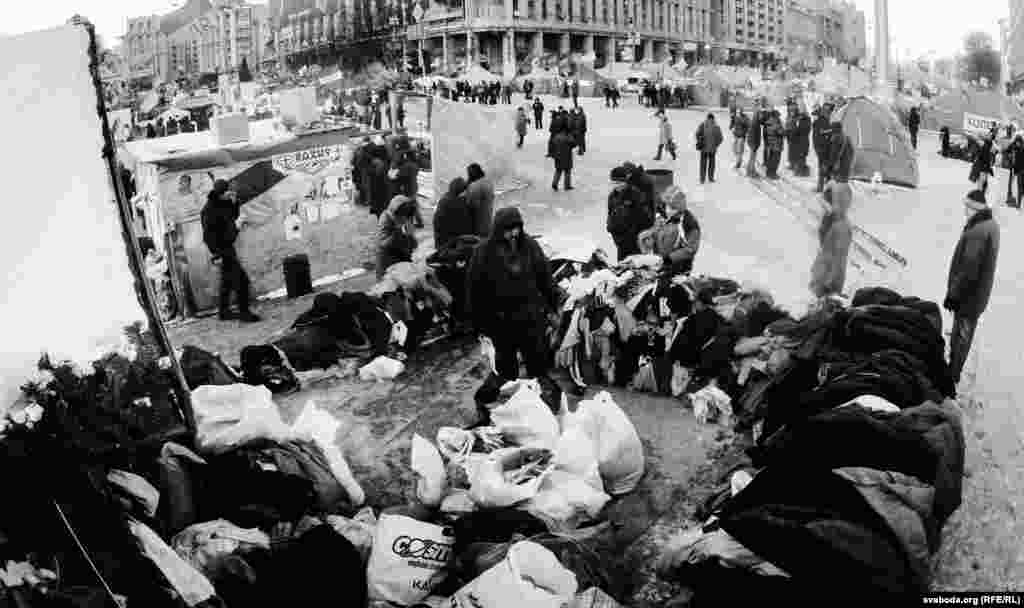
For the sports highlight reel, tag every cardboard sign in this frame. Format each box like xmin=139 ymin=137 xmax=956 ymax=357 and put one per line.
xmin=272 ymin=144 xmax=345 ymax=175
xmin=964 ymin=112 xmax=999 ymax=134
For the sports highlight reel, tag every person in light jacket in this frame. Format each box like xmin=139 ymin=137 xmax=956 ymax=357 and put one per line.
xmin=654 ymin=110 xmax=677 ymax=161
xmin=944 ymin=189 xmax=1000 ymax=386
xmin=696 ymin=113 xmax=725 ymax=184
xmin=653 ymin=185 xmax=701 ymax=275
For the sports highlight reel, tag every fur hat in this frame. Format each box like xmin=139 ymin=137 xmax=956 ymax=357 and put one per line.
xmin=610 ymin=166 xmax=630 ymax=182
xmin=965 ymin=189 xmax=988 ymax=210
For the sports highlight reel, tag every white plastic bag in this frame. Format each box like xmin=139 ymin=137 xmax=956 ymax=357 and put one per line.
xmin=691 ymin=385 xmax=733 ymax=425
xmin=450 ymin=541 xmax=578 ymax=608
xmin=191 ymin=384 xmax=298 ymax=455
xmin=367 ymin=514 xmax=455 ymax=605
xmin=489 ymin=382 xmax=559 ymax=449
xmin=359 ymin=355 xmax=406 ymax=381
xmin=436 ymin=427 xmax=476 ymax=463
xmin=325 ymin=506 xmax=377 ymax=564
xmin=292 ymin=400 xmax=366 ymax=506
xmin=469 ymin=447 xmax=554 ymax=508
xmin=576 ymin=391 xmax=645 ymax=495
xmin=526 ymin=470 xmax=611 ymax=532
xmin=411 ymin=434 xmax=447 ymax=508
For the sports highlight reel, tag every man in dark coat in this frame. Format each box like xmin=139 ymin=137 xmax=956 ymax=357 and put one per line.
xmin=696 ymin=113 xmax=725 ymax=184
xmin=201 ymin=180 xmax=260 ymax=322
xmin=547 ymin=107 xmax=569 ymax=157
xmin=730 ymin=108 xmax=751 ymax=170
xmin=550 ymin=127 xmax=576 ymax=191
xmin=569 ymin=107 xmax=587 ymax=155
xmin=571 ymin=80 xmax=580 ymax=107
xmin=606 ymin=165 xmax=653 ymax=260
xmin=1011 ymin=134 xmax=1024 ymax=208
xmin=465 ymin=163 xmax=495 ymax=237
xmin=746 ymin=107 xmax=763 ymax=178
xmin=944 ymin=189 xmax=1000 ymax=387
xmin=763 ymin=110 xmax=785 ymax=180
xmin=532 ymin=97 xmax=545 ymax=130
xmin=433 ymin=177 xmax=472 ymax=249
xmin=524 ymin=79 xmax=534 ymax=100
xmin=515 ymin=107 xmax=529 ymax=149
xmin=907 ymin=107 xmax=921 ymax=150
xmin=366 ymin=144 xmax=392 ymax=217
xmin=813 ymin=103 xmax=836 ymax=192
xmin=466 ymin=207 xmax=558 ymax=382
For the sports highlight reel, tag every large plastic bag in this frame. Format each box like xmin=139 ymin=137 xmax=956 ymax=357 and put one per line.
xmin=412 ymin=434 xmax=447 ymax=508
xmin=469 ymin=447 xmax=554 ymax=508
xmin=292 ymin=400 xmax=366 ymax=506
xmin=360 ymin=356 xmax=406 ymax=381
xmin=171 ymin=519 xmax=271 ymax=573
xmin=450 ymin=541 xmax=578 ymax=608
xmin=325 ymin=506 xmax=377 ymax=564
xmin=575 ymin=391 xmax=645 ymax=495
xmin=489 ymin=381 xmax=560 ymax=449
xmin=191 ymin=384 xmax=298 ymax=455
xmin=367 ymin=514 xmax=455 ymax=605
xmin=525 ymin=422 xmax=610 ymax=531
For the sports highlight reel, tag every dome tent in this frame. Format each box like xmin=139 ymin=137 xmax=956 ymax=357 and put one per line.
xmin=832 ymin=96 xmax=919 ymax=188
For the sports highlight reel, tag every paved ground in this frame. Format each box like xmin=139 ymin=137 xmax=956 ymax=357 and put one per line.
xmin=167 ymin=94 xmax=1024 ymax=595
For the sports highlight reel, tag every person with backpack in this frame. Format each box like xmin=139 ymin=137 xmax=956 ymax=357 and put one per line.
xmin=730 ymin=108 xmax=751 ymax=170
xmin=1011 ymin=134 xmax=1024 ymax=208
xmin=606 ymin=165 xmax=653 ymax=261
xmin=695 ymin=113 xmax=724 ymax=184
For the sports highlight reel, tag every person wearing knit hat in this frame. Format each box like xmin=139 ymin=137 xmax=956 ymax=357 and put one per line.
xmin=652 ymin=185 xmax=701 ymax=275
xmin=945 ymin=188 xmax=1000 ymax=387
xmin=607 ymin=165 xmax=650 ymax=260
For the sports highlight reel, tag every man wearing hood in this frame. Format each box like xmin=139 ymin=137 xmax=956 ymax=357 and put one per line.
xmin=465 ymin=163 xmax=495 ymax=237
xmin=376 ymin=194 xmax=419 ymax=279
xmin=945 ymin=189 xmax=1000 ymax=387
xmin=433 ymin=177 xmax=472 ymax=249
xmin=466 ymin=207 xmax=558 ymax=382
xmin=202 ymin=179 xmax=260 ymax=322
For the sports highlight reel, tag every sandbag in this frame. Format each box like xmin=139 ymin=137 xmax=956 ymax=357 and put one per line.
xmin=450 ymin=541 xmax=578 ymax=608
xmin=367 ymin=514 xmax=455 ymax=605
xmin=575 ymin=392 xmax=645 ymax=495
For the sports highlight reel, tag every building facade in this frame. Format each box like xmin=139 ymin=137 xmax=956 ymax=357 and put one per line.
xmin=836 ymin=0 xmax=864 ymax=65
xmin=785 ymin=1 xmax=817 ymax=69
xmin=718 ymin=0 xmax=788 ymax=65
xmin=1007 ymin=0 xmax=1024 ymax=90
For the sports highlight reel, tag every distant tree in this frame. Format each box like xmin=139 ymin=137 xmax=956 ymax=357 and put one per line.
xmin=959 ymin=31 xmax=1001 ymax=88
xmin=238 ymin=57 xmax=253 ymax=82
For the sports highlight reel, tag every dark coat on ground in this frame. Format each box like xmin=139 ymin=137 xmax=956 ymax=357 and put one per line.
xmin=551 ymin=132 xmax=576 ymax=171
xmin=946 ymin=208 xmax=999 ymax=319
xmin=466 ymin=207 xmax=557 ymax=335
xmin=433 ymin=177 xmax=473 ymax=250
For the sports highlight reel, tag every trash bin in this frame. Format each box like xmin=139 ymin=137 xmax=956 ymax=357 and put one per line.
xmin=645 ymin=169 xmax=674 ymax=203
xmin=283 ymin=254 xmax=313 ymax=299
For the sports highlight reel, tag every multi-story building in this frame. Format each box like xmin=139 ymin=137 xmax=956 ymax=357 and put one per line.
xmin=1006 ymin=0 xmax=1024 ymax=91
xmin=125 ymin=15 xmax=163 ymax=85
xmin=785 ymin=1 xmax=817 ymax=69
xmin=783 ymin=0 xmax=860 ymax=70
xmin=835 ymin=0 xmax=864 ymax=65
xmin=717 ymin=0 xmax=788 ymax=66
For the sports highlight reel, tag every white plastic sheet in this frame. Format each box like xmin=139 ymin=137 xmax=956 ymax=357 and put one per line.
xmin=450 ymin=541 xmax=578 ymax=608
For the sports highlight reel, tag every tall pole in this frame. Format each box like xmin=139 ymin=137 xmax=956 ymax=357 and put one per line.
xmin=874 ymin=0 xmax=890 ymax=94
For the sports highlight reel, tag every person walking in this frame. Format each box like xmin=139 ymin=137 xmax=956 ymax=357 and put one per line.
xmin=547 ymin=107 xmax=569 ymax=158
xmin=502 ymin=83 xmax=513 ymax=104
xmin=654 ymin=110 xmax=677 ymax=161
xmin=696 ymin=113 xmax=724 ymax=184
xmin=550 ymin=126 xmax=576 ymax=191
xmin=515 ymin=107 xmax=529 ymax=149
xmin=202 ymin=180 xmax=260 ymax=322
xmin=907 ymin=106 xmax=921 ymax=150
xmin=746 ymin=106 xmax=763 ymax=178
xmin=532 ymin=97 xmax=545 ymax=130
xmin=944 ymin=189 xmax=1000 ymax=387
xmin=466 ymin=207 xmax=558 ymax=386
xmin=763 ymin=110 xmax=785 ymax=180
xmin=730 ymin=108 xmax=751 ymax=170
xmin=569 ymin=106 xmax=588 ymax=155
xmin=465 ymin=163 xmax=495 ymax=237
xmin=604 ymin=84 xmax=614 ymax=108
xmin=571 ymin=79 xmax=580 ymax=107
xmin=524 ymin=79 xmax=534 ymax=100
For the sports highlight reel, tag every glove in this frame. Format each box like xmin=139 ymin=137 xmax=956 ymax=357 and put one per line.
xmin=943 ymin=297 xmax=958 ymax=312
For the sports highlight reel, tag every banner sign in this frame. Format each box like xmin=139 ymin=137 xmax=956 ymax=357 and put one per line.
xmin=964 ymin=112 xmax=1000 ymax=134
xmin=272 ymin=144 xmax=345 ymax=175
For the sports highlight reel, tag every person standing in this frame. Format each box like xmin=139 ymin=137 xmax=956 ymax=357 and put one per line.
xmin=502 ymin=83 xmax=513 ymax=104
xmin=606 ymin=165 xmax=652 ymax=261
xmin=466 ymin=207 xmax=559 ymax=383
xmin=969 ymin=134 xmax=996 ymax=194
xmin=524 ymin=79 xmax=534 ymax=100
xmin=763 ymin=110 xmax=785 ymax=180
xmin=611 ymin=86 xmax=620 ymax=108
xmin=433 ymin=177 xmax=473 ymax=250
xmin=201 ymin=180 xmax=260 ymax=322
xmin=533 ymin=97 xmax=545 ymax=129
xmin=746 ymin=106 xmax=763 ymax=178
xmin=653 ymin=185 xmax=701 ymax=275
xmin=907 ymin=106 xmax=921 ymax=150
xmin=1011 ymin=134 xmax=1024 ymax=208
xmin=569 ymin=106 xmax=588 ymax=155
xmin=730 ymin=108 xmax=751 ymax=170
xmin=940 ymin=126 xmax=951 ymax=158
xmin=515 ymin=107 xmax=529 ymax=149
xmin=571 ymin=79 xmax=580 ymax=107
xmin=696 ymin=113 xmax=724 ymax=184
xmin=654 ymin=110 xmax=677 ymax=161
xmin=550 ymin=126 xmax=576 ymax=191
xmin=465 ymin=163 xmax=495 ymax=237
xmin=790 ymin=105 xmax=813 ymax=177
xmin=812 ymin=103 xmax=836 ymax=192
xmin=785 ymin=104 xmax=799 ymax=172
xmin=944 ymin=189 xmax=1000 ymax=387
xmin=604 ymin=83 xmax=614 ymax=108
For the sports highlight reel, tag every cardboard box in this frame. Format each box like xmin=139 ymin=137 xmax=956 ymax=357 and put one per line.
xmin=212 ymin=112 xmax=250 ymax=145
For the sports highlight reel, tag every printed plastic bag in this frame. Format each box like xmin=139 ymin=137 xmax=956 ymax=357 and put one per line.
xmin=450 ymin=541 xmax=578 ymax=608
xmin=489 ymin=382 xmax=560 ymax=449
xmin=360 ymin=356 xmax=406 ymax=381
xmin=575 ymin=391 xmax=645 ymax=495
xmin=292 ymin=400 xmax=366 ymax=506
xmin=469 ymin=447 xmax=555 ymax=508
xmin=412 ymin=434 xmax=448 ymax=508
xmin=367 ymin=514 xmax=455 ymax=605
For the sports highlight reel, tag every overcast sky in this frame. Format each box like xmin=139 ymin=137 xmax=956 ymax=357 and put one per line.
xmin=0 ymin=0 xmax=1009 ymax=60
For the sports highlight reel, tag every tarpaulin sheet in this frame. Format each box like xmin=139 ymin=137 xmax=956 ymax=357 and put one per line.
xmin=0 ymin=24 xmax=147 ymax=408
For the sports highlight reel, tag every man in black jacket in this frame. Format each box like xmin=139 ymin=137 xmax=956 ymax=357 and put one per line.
xmin=202 ymin=180 xmax=260 ymax=322
xmin=813 ymin=103 xmax=836 ymax=192
xmin=907 ymin=107 xmax=921 ymax=150
xmin=466 ymin=207 xmax=558 ymax=382
xmin=569 ymin=107 xmax=587 ymax=155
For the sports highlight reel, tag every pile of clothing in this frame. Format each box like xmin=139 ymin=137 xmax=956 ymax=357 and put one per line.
xmin=657 ymin=285 xmax=965 ymax=602
xmin=233 ymin=261 xmax=455 ymax=394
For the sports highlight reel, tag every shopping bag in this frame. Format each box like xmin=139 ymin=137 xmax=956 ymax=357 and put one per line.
xmin=575 ymin=392 xmax=645 ymax=495
xmin=450 ymin=541 xmax=578 ymax=608
xmin=489 ymin=381 xmax=560 ymax=449
xmin=367 ymin=514 xmax=455 ymax=605
xmin=411 ymin=434 xmax=448 ymax=508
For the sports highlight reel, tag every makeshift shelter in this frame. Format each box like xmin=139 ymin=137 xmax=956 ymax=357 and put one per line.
xmin=595 ymin=63 xmax=654 ymax=86
xmin=459 ymin=65 xmax=501 ymax=85
xmin=832 ymin=96 xmax=919 ymax=188
xmin=122 ymin=121 xmax=367 ymax=315
xmin=924 ymin=88 xmax=1024 ymax=134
